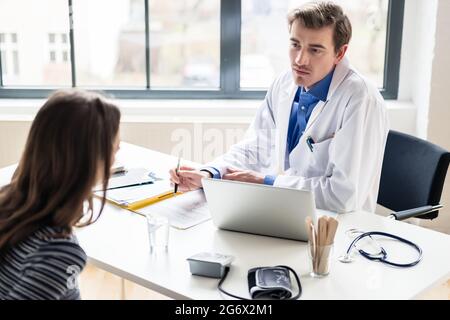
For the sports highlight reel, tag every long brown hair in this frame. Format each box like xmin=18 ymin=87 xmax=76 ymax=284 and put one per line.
xmin=0 ymin=90 xmax=121 ymax=251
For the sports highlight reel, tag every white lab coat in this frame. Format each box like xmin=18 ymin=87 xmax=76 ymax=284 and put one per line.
xmin=208 ymin=57 xmax=389 ymax=213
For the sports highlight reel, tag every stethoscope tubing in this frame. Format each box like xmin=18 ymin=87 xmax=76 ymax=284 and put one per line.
xmin=346 ymin=231 xmax=423 ymax=268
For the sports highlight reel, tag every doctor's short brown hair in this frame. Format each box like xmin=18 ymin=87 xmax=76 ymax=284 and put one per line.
xmin=287 ymin=1 xmax=352 ymax=53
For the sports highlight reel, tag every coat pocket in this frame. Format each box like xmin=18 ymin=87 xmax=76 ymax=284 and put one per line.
xmin=309 ymin=137 xmax=333 ymax=174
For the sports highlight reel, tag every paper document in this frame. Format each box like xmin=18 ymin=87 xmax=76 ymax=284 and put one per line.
xmin=137 ymin=189 xmax=211 ymax=230
xmin=94 ymin=167 xmax=160 ymax=191
xmin=111 ymin=161 xmax=126 ymax=174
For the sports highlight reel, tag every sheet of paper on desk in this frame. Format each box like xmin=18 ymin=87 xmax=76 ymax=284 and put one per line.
xmin=137 ymin=189 xmax=211 ymax=230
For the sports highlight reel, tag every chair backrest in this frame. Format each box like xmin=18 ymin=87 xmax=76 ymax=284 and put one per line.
xmin=377 ymin=130 xmax=450 ymax=219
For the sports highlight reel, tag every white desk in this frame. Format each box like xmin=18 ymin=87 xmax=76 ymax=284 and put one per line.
xmin=1 ymin=142 xmax=449 ymax=299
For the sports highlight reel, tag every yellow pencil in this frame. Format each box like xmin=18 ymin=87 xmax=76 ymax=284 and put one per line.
xmin=125 ymin=190 xmax=177 ymax=211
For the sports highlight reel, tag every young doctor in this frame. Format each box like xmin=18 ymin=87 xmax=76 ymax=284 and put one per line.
xmin=170 ymin=1 xmax=389 ymax=213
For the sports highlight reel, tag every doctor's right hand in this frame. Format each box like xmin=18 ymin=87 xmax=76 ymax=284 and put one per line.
xmin=169 ymin=166 xmax=212 ymax=192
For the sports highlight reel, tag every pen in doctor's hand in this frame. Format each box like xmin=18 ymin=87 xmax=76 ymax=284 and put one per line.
xmin=174 ymin=156 xmax=181 ymax=194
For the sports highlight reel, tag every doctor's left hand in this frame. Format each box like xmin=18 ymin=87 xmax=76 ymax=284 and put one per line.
xmin=222 ymin=167 xmax=265 ymax=184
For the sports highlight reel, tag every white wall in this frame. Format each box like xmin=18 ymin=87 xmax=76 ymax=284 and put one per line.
xmin=396 ymin=0 xmax=450 ymax=233
xmin=401 ymin=0 xmax=438 ymax=139
xmin=0 ymin=100 xmax=414 ymax=168
xmin=421 ymin=0 xmax=450 ymax=234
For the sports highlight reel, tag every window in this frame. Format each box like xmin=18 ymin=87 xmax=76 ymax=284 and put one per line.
xmin=1 ymin=50 xmax=6 ymax=75
xmin=72 ymin=0 xmax=146 ymax=87
xmin=48 ymin=33 xmax=70 ymax=65
xmin=12 ymin=50 xmax=18 ymax=74
xmin=148 ymin=0 xmax=220 ymax=88
xmin=0 ymin=0 xmax=71 ymax=86
xmin=0 ymin=0 xmax=404 ymax=99
xmin=49 ymin=51 xmax=56 ymax=62
xmin=0 ymin=33 xmax=20 ymax=79
xmin=49 ymin=33 xmax=56 ymax=44
xmin=241 ymin=0 xmax=388 ymax=89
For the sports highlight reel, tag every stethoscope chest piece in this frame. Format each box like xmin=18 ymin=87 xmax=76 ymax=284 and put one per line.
xmin=338 ymin=254 xmax=354 ymax=263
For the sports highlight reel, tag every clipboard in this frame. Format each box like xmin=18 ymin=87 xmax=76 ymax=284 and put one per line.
xmin=95 ymin=179 xmax=181 ymax=211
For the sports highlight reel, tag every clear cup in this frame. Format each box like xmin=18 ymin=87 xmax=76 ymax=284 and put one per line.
xmin=146 ymin=213 xmax=169 ymax=253
xmin=308 ymin=242 xmax=333 ymax=278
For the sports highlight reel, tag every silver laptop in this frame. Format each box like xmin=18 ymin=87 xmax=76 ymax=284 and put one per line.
xmin=201 ymin=178 xmax=316 ymax=241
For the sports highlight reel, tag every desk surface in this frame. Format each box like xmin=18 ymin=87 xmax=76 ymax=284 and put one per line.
xmin=1 ymin=142 xmax=449 ymax=300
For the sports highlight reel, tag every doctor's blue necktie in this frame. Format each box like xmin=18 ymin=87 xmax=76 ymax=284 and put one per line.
xmin=288 ymin=90 xmax=320 ymax=154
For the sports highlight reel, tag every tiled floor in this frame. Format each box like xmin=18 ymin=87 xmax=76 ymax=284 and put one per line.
xmin=78 ymin=263 xmax=449 ymax=300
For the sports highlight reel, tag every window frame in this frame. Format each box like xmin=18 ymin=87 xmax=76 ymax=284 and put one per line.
xmin=0 ymin=0 xmax=404 ymax=100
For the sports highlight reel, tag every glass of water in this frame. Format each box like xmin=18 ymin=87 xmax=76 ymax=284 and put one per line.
xmin=146 ymin=213 xmax=169 ymax=253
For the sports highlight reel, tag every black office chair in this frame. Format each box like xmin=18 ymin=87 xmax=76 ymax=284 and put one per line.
xmin=377 ymin=130 xmax=450 ymax=221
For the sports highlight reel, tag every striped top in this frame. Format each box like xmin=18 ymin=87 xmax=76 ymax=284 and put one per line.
xmin=0 ymin=226 xmax=86 ymax=300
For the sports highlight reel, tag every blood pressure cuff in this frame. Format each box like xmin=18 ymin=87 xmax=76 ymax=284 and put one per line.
xmin=247 ymin=266 xmax=293 ymax=300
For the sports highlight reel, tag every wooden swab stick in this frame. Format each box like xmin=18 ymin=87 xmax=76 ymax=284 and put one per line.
xmin=305 ymin=216 xmax=313 ymax=243
xmin=315 ymin=216 xmax=328 ymax=272
xmin=325 ymin=217 xmax=339 ymax=245
xmin=318 ymin=217 xmax=339 ymax=273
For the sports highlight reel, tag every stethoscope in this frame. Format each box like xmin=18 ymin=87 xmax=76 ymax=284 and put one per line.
xmin=338 ymin=229 xmax=423 ymax=268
